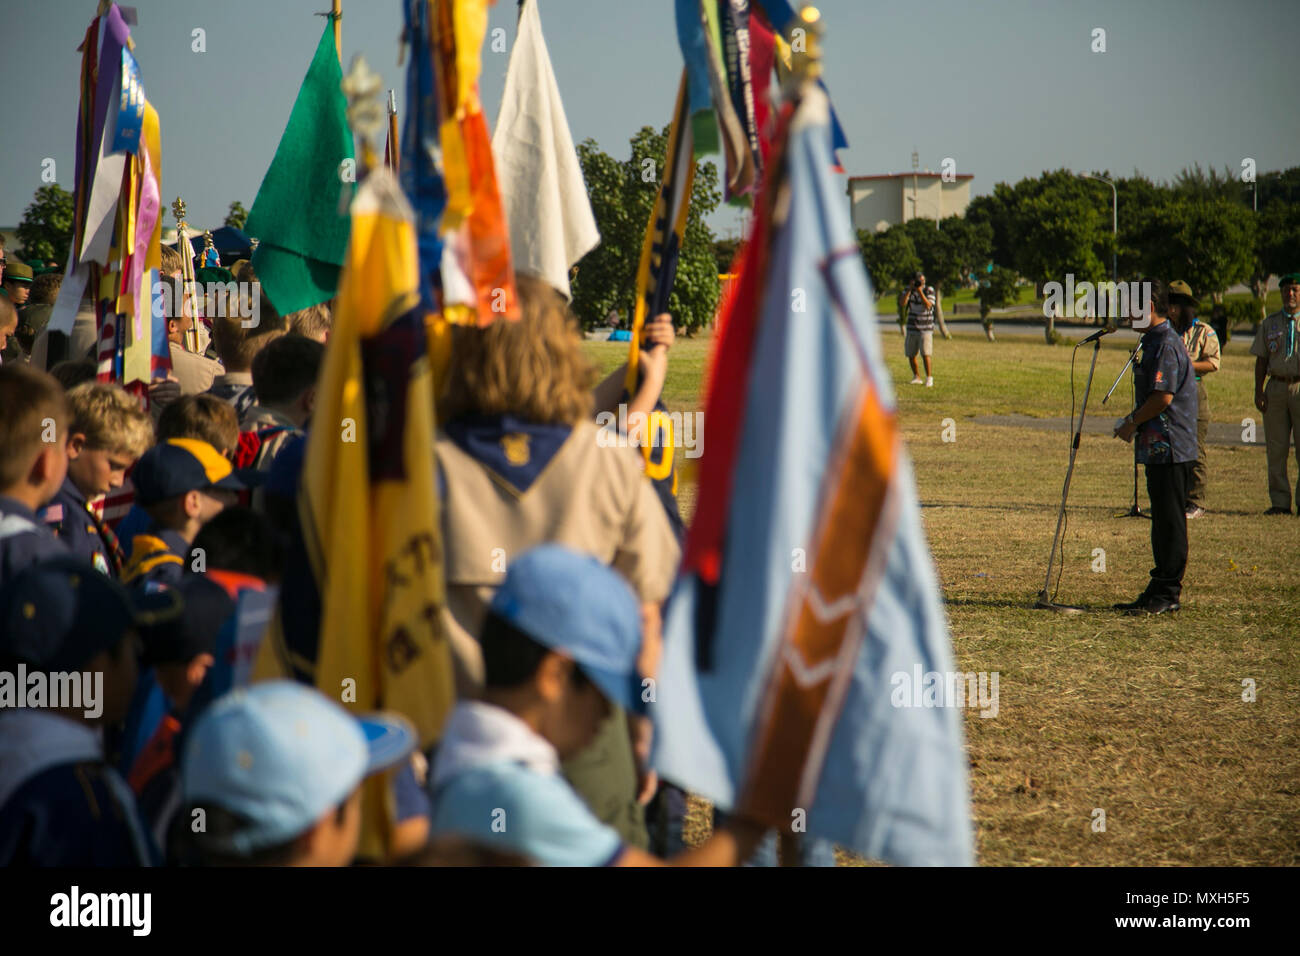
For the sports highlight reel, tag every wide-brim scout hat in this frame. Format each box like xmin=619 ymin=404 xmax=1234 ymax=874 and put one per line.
xmin=1167 ymin=280 xmax=1196 ymax=306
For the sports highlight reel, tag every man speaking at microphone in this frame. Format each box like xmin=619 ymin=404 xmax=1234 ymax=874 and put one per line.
xmin=1112 ymin=280 xmax=1197 ymax=615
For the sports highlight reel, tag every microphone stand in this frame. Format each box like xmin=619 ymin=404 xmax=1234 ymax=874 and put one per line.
xmin=1035 ymin=334 xmax=1106 ymax=611
xmin=1102 ymin=337 xmax=1149 ymax=519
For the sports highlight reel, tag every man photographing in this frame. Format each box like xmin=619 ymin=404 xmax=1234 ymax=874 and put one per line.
xmin=1112 ymin=280 xmax=1197 ymax=615
xmin=902 ymin=271 xmax=939 ymax=387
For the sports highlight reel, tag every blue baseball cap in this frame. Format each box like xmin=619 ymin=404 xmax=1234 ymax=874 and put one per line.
xmin=181 ymin=680 xmax=416 ymax=856
xmin=0 ymin=555 xmax=181 ymax=670
xmin=133 ymin=438 xmax=253 ymax=507
xmin=488 ymin=545 xmax=647 ymax=715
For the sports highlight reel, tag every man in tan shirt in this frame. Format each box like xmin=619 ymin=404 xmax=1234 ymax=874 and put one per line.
xmin=1169 ymin=281 xmax=1220 ymax=517
xmin=1252 ymin=272 xmax=1300 ymax=514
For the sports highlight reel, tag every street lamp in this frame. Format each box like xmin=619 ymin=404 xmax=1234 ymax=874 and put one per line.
xmin=906 ymin=195 xmax=941 ymax=230
xmin=1078 ymin=172 xmax=1117 ymax=286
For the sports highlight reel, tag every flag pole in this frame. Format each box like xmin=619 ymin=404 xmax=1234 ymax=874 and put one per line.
xmin=387 ymin=89 xmax=399 ymax=174
xmin=172 ymin=197 xmax=198 ymax=354
xmin=332 ymin=0 xmax=341 ymax=63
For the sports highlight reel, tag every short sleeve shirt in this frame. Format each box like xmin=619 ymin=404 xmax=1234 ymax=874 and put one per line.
xmin=905 ymin=286 xmax=938 ymax=332
xmin=1251 ymin=310 xmax=1300 ymax=379
xmin=1135 ymin=321 xmax=1198 ymax=465
xmin=431 ymin=762 xmax=624 ymax=867
xmin=1181 ymin=320 xmax=1220 ymax=379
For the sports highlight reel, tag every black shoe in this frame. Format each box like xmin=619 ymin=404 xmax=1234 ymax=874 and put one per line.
xmin=1264 ymin=506 xmax=1292 ymax=515
xmin=1127 ymin=598 xmax=1180 ymax=616
xmin=1114 ymin=595 xmax=1149 ymax=611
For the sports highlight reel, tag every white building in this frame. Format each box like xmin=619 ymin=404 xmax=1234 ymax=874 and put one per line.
xmin=847 ymin=172 xmax=974 ymax=233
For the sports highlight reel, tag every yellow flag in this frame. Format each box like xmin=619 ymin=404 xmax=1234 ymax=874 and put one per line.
xmin=254 ymin=167 xmax=455 ymax=859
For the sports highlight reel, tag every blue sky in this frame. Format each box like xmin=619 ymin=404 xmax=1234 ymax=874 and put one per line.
xmin=1 ymin=0 xmax=1294 ymax=239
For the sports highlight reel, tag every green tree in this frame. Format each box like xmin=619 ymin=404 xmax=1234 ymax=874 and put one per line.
xmin=857 ymin=226 xmax=919 ymax=301
xmin=976 ymin=265 xmax=1019 ymax=341
xmin=571 ymin=128 xmax=721 ymax=334
xmin=1137 ymin=197 xmax=1255 ymax=302
xmin=714 ymin=236 xmax=743 ymax=275
xmin=15 ymin=183 xmax=74 ymax=265
xmin=224 ymin=200 xmax=248 ymax=230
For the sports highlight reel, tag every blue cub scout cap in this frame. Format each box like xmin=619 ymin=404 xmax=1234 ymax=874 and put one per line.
xmin=182 ymin=680 xmax=416 ymax=856
xmin=489 ymin=545 xmax=647 ymax=715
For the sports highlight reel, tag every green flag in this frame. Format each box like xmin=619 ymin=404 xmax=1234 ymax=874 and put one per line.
xmin=245 ymin=23 xmax=354 ymax=315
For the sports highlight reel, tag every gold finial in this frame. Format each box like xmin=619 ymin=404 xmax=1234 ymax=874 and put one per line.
xmin=172 ymin=196 xmax=187 ymax=225
xmin=203 ymin=229 xmax=214 ymax=251
xmin=249 ymin=237 xmax=260 ymax=252
xmin=342 ymin=54 xmax=385 ymax=172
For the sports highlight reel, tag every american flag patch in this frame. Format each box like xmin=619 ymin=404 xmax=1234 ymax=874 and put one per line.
xmin=43 ymin=504 xmax=63 ymax=524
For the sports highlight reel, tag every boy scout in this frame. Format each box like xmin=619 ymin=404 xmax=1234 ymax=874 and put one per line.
xmin=0 ymin=365 xmax=70 ymax=584
xmin=121 ymin=439 xmax=247 ymax=588
xmin=40 ymin=383 xmax=154 ymax=576
xmin=1251 ymin=272 xmax=1300 ymax=514
xmin=1168 ymin=281 xmax=1220 ymax=518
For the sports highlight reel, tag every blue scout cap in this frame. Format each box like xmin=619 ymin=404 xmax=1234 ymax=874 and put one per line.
xmin=138 ymin=574 xmax=233 ymax=667
xmin=0 ymin=555 xmax=181 ymax=671
xmin=133 ymin=438 xmax=252 ymax=506
xmin=182 ymin=680 xmax=416 ymax=855
xmin=488 ymin=545 xmax=647 ymax=715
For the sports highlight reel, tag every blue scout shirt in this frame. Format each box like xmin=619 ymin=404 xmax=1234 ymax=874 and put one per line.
xmin=1134 ymin=320 xmax=1197 ymax=465
xmin=0 ymin=495 xmax=69 ymax=585
xmin=121 ymin=527 xmax=189 ymax=589
xmin=39 ymin=478 xmax=119 ymax=576
xmin=0 ymin=710 xmax=154 ymax=867
xmin=429 ymin=701 xmax=625 ymax=867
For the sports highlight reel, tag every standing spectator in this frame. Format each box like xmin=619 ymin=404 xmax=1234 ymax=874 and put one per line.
xmin=1252 ymin=272 xmax=1300 ymax=514
xmin=901 ymin=271 xmax=939 ymax=387
xmin=207 ymin=298 xmax=287 ymax=419
xmin=436 ymin=273 xmax=680 ymax=850
xmin=1168 ymin=281 xmax=1219 ymax=518
xmin=241 ymin=333 xmax=322 ymax=471
xmin=2 ymin=261 xmax=33 ymax=307
xmin=1112 ymin=281 xmax=1197 ymax=614
xmin=14 ymin=271 xmax=63 ymax=354
xmin=162 ymin=275 xmax=223 ymax=396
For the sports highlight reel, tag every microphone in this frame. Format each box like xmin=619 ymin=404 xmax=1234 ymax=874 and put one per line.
xmin=1078 ymin=326 xmax=1116 ymax=345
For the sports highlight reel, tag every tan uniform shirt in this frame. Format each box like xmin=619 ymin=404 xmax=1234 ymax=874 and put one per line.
xmin=1251 ymin=310 xmax=1300 ymax=379
xmin=1181 ymin=319 xmax=1220 ymax=379
xmin=168 ymin=341 xmax=223 ymax=395
xmin=436 ymin=420 xmax=680 ymax=697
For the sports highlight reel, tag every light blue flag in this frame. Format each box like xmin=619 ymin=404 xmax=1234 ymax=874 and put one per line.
xmin=653 ymin=85 xmax=973 ymax=866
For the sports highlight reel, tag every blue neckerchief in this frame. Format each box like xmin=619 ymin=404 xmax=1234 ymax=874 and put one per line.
xmin=443 ymin=414 xmax=572 ymax=495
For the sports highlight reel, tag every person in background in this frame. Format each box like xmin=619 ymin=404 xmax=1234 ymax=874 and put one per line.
xmin=207 ymin=288 xmax=287 ymax=418
xmin=901 ymin=270 xmax=939 ymax=387
xmin=177 ymin=681 xmax=415 ymax=866
xmin=0 ymin=294 xmax=18 ymax=365
xmin=2 ymin=260 xmax=32 ymax=308
xmin=1208 ymin=303 xmax=1229 ymax=348
xmin=285 ymin=301 xmax=331 ymax=344
xmin=163 ymin=274 xmax=223 ymax=396
xmin=239 ymin=333 xmax=322 ymax=472
xmin=0 ymin=365 xmax=70 ymax=584
xmin=1252 ymin=272 xmax=1300 ymax=515
xmin=1167 ymin=281 xmax=1220 ymax=519
xmin=14 ymin=271 xmax=63 ymax=355
xmin=40 ymin=382 xmax=153 ymax=577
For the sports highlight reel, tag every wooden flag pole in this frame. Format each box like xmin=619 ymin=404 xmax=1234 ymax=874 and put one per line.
xmin=332 ymin=0 xmax=341 ymax=63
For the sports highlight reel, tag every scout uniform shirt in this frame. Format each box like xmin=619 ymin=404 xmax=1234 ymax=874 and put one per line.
xmin=1251 ymin=308 xmax=1300 ymax=381
xmin=1134 ymin=321 xmax=1198 ymax=465
xmin=1181 ymin=318 xmax=1221 ymax=380
xmin=0 ymin=495 xmax=69 ymax=585
xmin=435 ymin=416 xmax=680 ymax=697
xmin=121 ymin=526 xmax=188 ymax=589
xmin=40 ymin=478 xmax=123 ymax=576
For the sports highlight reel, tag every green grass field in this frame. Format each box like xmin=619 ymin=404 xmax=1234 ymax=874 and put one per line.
xmin=584 ymin=330 xmax=1300 ymax=866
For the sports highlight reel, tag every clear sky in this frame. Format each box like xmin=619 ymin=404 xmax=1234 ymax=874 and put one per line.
xmin=1 ymin=0 xmax=1295 ymax=240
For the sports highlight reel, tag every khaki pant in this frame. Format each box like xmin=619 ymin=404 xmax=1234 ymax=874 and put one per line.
xmin=1188 ymin=380 xmax=1209 ymax=507
xmin=1264 ymin=377 xmax=1300 ymax=511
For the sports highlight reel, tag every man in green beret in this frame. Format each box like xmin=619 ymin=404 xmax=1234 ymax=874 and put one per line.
xmin=1252 ymin=273 xmax=1300 ymax=514
xmin=1 ymin=261 xmax=33 ymax=307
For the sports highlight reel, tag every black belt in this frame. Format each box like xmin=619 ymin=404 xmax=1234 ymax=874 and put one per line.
xmin=1271 ymin=375 xmax=1300 ymax=384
